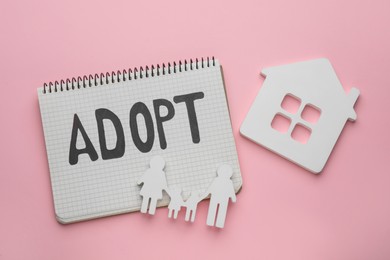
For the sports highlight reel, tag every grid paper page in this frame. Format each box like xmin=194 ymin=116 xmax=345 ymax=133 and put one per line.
xmin=38 ymin=60 xmax=242 ymax=223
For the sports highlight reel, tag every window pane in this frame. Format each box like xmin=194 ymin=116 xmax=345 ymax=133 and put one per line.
xmin=271 ymin=113 xmax=291 ymax=133
xmin=291 ymin=123 xmax=311 ymax=144
xmin=281 ymin=94 xmax=301 ymax=114
xmin=301 ymin=104 xmax=321 ymax=124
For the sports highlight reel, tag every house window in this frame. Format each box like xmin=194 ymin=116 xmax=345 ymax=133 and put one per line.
xmin=271 ymin=113 xmax=291 ymax=133
xmin=301 ymin=104 xmax=321 ymax=123
xmin=281 ymin=94 xmax=301 ymax=114
xmin=271 ymin=94 xmax=321 ymax=144
xmin=291 ymin=123 xmax=311 ymax=144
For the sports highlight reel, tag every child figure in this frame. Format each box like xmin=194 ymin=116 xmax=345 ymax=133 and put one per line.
xmin=167 ymin=188 xmax=184 ymax=219
xmin=184 ymin=191 xmax=203 ymax=223
xmin=137 ymin=156 xmax=168 ymax=215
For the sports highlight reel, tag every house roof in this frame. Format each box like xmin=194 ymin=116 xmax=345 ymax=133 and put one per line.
xmin=260 ymin=58 xmax=359 ymax=120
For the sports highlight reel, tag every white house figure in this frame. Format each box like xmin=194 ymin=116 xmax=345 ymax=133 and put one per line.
xmin=240 ymin=58 xmax=360 ymax=173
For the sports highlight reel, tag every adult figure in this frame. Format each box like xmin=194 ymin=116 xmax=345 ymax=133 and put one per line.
xmin=137 ymin=156 xmax=168 ymax=215
xmin=204 ymin=164 xmax=236 ymax=228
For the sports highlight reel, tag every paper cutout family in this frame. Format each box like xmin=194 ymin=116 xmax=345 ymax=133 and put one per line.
xmin=137 ymin=156 xmax=236 ymax=228
xmin=241 ymin=58 xmax=359 ymax=173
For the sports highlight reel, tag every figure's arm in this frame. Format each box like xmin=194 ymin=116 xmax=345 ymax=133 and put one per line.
xmin=230 ymin=193 xmax=237 ymax=203
xmin=230 ymin=184 xmax=237 ymax=203
xmin=201 ymin=183 xmax=213 ymax=200
xmin=162 ymin=177 xmax=170 ymax=197
xmin=164 ymin=187 xmax=171 ymax=197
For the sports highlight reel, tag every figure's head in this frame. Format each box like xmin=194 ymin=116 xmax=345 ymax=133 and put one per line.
xmin=217 ymin=164 xmax=233 ymax=179
xmin=150 ymin=155 xmax=165 ymax=170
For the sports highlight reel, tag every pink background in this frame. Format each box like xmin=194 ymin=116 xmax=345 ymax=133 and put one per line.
xmin=1 ymin=0 xmax=389 ymax=259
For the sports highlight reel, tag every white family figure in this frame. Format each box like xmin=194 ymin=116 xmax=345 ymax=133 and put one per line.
xmin=184 ymin=191 xmax=202 ymax=222
xmin=167 ymin=188 xmax=183 ymax=219
xmin=137 ymin=156 xmax=168 ymax=215
xmin=137 ymin=157 xmax=237 ymax=228
xmin=204 ymin=164 xmax=236 ymax=228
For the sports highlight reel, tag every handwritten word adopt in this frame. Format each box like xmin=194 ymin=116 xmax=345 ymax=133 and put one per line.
xmin=68 ymin=92 xmax=204 ymax=165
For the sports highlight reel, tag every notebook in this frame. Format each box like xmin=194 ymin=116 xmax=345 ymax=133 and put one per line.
xmin=38 ymin=57 xmax=242 ymax=224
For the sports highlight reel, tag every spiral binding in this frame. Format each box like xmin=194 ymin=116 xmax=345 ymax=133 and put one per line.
xmin=42 ymin=57 xmax=216 ymax=94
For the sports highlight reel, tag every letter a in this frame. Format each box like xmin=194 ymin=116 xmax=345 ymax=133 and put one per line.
xmin=69 ymin=114 xmax=98 ymax=165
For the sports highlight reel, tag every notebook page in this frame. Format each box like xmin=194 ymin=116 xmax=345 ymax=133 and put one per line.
xmin=38 ymin=60 xmax=242 ymax=223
